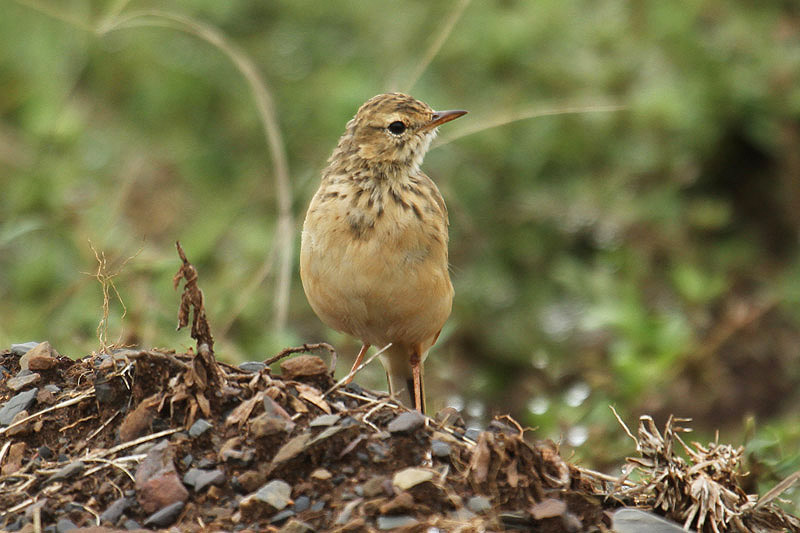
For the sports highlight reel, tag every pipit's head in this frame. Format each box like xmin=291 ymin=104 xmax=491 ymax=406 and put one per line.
xmin=338 ymin=93 xmax=466 ymax=171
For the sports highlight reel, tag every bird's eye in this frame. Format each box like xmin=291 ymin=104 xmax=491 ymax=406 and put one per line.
xmin=388 ymin=121 xmax=406 ymax=135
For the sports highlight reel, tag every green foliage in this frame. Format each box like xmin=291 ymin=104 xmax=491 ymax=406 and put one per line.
xmin=1 ymin=0 xmax=799 ymax=495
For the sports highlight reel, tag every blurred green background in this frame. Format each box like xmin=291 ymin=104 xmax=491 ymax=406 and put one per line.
xmin=2 ymin=0 xmax=799 ymax=501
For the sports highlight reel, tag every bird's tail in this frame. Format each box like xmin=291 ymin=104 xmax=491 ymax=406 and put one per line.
xmin=380 ymin=343 xmax=425 ymax=412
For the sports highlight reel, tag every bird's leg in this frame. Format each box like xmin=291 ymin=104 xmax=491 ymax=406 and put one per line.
xmin=344 ymin=344 xmax=370 ymax=384
xmin=410 ymin=348 xmax=425 ymax=413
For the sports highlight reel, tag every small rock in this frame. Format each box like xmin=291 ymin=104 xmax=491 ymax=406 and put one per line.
xmin=49 ymin=461 xmax=85 ymax=482
xmin=270 ymin=509 xmax=296 ymax=524
xmin=119 ymin=401 xmax=157 ymax=442
xmin=464 ymin=427 xmax=481 ymax=441
xmin=135 ymin=440 xmax=188 ymax=514
xmin=278 ymin=518 xmax=314 ymax=533
xmin=379 ymin=492 xmax=414 ymax=514
xmin=250 ymin=413 xmax=293 ymax=438
xmin=530 ymin=498 xmax=567 ymax=519
xmin=194 ymin=469 xmax=226 ymax=492
xmin=435 ymin=406 xmax=465 ymax=428
xmin=334 ymin=499 xmax=361 ymax=525
xmin=431 ymin=440 xmax=451 ymax=458
xmin=7 ymin=372 xmax=41 ymax=392
xmin=293 ymin=495 xmax=310 ymax=513
xmin=36 ymin=387 xmax=57 ymax=405
xmin=239 ymin=361 xmax=267 ymax=373
xmin=197 ymin=457 xmax=216 ymax=469
xmin=1 ymin=442 xmax=27 ymax=475
xmin=99 ymin=496 xmax=133 ymax=524
xmin=55 ymin=518 xmax=77 ymax=533
xmin=613 ymin=508 xmax=691 ymax=533
xmin=310 ymin=501 xmax=325 ymax=512
xmin=387 ymin=410 xmax=425 ymax=433
xmin=361 ymin=476 xmax=386 ymax=498
xmin=122 ymin=519 xmax=141 ymax=529
xmin=271 ymin=432 xmax=312 ymax=465
xmin=19 ymin=341 xmax=55 ymax=370
xmin=309 ymin=414 xmax=340 ymax=427
xmin=366 ymin=441 xmax=389 ymax=461
xmin=220 ymin=446 xmax=254 ymax=465
xmin=188 ymin=418 xmax=213 ymax=438
xmin=392 ymin=467 xmax=433 ymax=491
xmin=37 ymin=445 xmax=53 ymax=460
xmin=143 ymin=501 xmax=184 ymax=528
xmin=11 ymin=341 xmax=41 ymax=356
xmin=377 ymin=515 xmax=418 ymax=530
xmin=449 ymin=507 xmax=476 ymax=522
xmin=467 ymin=495 xmax=492 ymax=514
xmin=181 ymin=454 xmax=193 ymax=468
xmin=310 ymin=468 xmax=332 ymax=480
xmin=28 ymin=353 xmax=58 ymax=371
xmin=236 ymin=471 xmax=267 ymax=493
xmin=93 ymin=379 xmax=115 ymax=405
xmin=253 ymin=479 xmax=293 ymax=511
xmin=279 ymin=355 xmax=327 ymax=380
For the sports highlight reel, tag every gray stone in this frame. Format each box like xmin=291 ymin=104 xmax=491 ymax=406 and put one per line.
xmin=55 ymin=518 xmax=77 ymax=533
xmin=10 ymin=342 xmax=41 ymax=356
xmin=188 ymin=418 xmax=212 ymax=437
xmin=613 ymin=508 xmax=692 ymax=533
xmin=122 ymin=519 xmax=141 ymax=529
xmin=465 ymin=427 xmax=481 ymax=441
xmin=19 ymin=341 xmax=55 ymax=370
xmin=48 ymin=461 xmax=85 ymax=482
xmin=293 ymin=495 xmax=310 ymax=513
xmin=270 ymin=509 xmax=296 ymax=524
xmin=100 ymin=496 xmax=133 ymax=524
xmin=239 ymin=361 xmax=266 ymax=373
xmin=431 ymin=439 xmax=451 ymax=458
xmin=0 ymin=388 xmax=38 ymax=425
xmin=194 ymin=469 xmax=226 ymax=491
xmin=143 ymin=501 xmax=184 ymax=528
xmin=377 ymin=515 xmax=418 ymax=530
xmin=467 ymin=495 xmax=492 ymax=514
xmin=6 ymin=372 xmax=41 ymax=392
xmin=387 ymin=410 xmax=425 ymax=433
xmin=254 ymin=479 xmax=293 ymax=511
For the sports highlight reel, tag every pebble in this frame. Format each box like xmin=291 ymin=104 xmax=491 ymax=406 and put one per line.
xmin=55 ymin=518 xmax=77 ymax=533
xmin=271 ymin=432 xmax=312 ymax=464
xmin=100 ymin=496 xmax=133 ymax=524
xmin=387 ymin=410 xmax=425 ymax=433
xmin=11 ymin=341 xmax=41 ymax=356
xmin=253 ymin=479 xmax=293 ymax=511
xmin=122 ymin=519 xmax=141 ymax=529
xmin=270 ymin=509 xmax=296 ymax=524
xmin=467 ymin=495 xmax=492 ymax=514
xmin=182 ymin=454 xmax=194 ymax=468
xmin=236 ymin=471 xmax=267 ymax=493
xmin=239 ymin=361 xmax=267 ymax=373
xmin=613 ymin=508 xmax=691 ymax=533
xmin=464 ymin=427 xmax=481 ymax=441
xmin=197 ymin=457 xmax=216 ymax=469
xmin=143 ymin=501 xmax=184 ymax=528
xmin=310 ymin=468 xmax=331 ymax=480
xmin=530 ymin=498 xmax=566 ymax=519
xmin=309 ymin=413 xmax=341 ymax=427
xmin=192 ymin=469 xmax=226 ymax=491
xmin=250 ymin=413 xmax=293 ymax=438
xmin=6 ymin=373 xmax=41 ymax=392
xmin=134 ymin=440 xmax=189 ymax=514
xmin=19 ymin=341 xmax=55 ymax=370
xmin=361 ymin=476 xmax=386 ymax=498
xmin=392 ymin=467 xmax=433 ymax=491
xmin=188 ymin=418 xmax=213 ymax=438
xmin=310 ymin=501 xmax=325 ymax=512
xmin=278 ymin=518 xmax=314 ymax=533
xmin=292 ymin=495 xmax=310 ymax=513
xmin=366 ymin=441 xmax=389 ymax=461
xmin=48 ymin=461 xmax=85 ymax=482
xmin=377 ymin=515 xmax=418 ymax=530
xmin=431 ymin=440 xmax=451 ymax=458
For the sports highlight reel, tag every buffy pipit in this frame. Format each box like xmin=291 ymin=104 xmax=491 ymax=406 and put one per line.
xmin=300 ymin=93 xmax=466 ymax=412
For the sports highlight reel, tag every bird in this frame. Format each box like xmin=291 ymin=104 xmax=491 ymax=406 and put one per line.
xmin=300 ymin=93 xmax=466 ymax=412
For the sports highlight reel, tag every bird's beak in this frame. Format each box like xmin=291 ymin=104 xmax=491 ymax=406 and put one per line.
xmin=422 ymin=109 xmax=467 ymax=132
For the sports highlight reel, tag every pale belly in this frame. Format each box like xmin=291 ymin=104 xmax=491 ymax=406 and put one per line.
xmin=300 ymin=215 xmax=453 ymax=349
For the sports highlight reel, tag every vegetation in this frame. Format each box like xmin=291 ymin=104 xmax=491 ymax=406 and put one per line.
xmin=2 ymin=0 xmax=798 ymax=506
